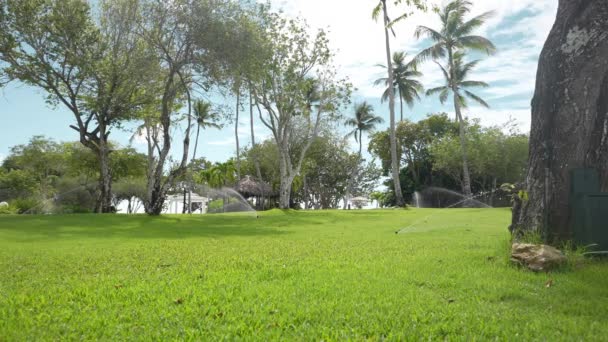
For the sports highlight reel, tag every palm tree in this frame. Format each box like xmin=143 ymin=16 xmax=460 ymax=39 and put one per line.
xmin=345 ymin=102 xmax=384 ymax=158
xmin=414 ymin=0 xmax=496 ymax=198
xmin=375 ymin=51 xmax=424 ymax=121
xmin=190 ymin=100 xmax=221 ymax=163
xmin=187 ymin=100 xmax=220 ymax=213
xmin=372 ymin=0 xmax=405 ymax=207
xmin=199 ymin=161 xmax=236 ymax=212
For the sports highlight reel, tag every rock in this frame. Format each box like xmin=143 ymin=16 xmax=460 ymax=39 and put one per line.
xmin=0 ymin=202 xmax=8 ymax=208
xmin=511 ymin=243 xmax=567 ymax=272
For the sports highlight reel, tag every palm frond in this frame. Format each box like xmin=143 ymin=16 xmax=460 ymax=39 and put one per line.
xmin=460 ymin=80 xmax=489 ymax=88
xmin=380 ymin=87 xmax=391 ymax=103
xmin=371 ymin=2 xmax=382 ymax=21
xmin=426 ymin=86 xmax=449 ymax=98
xmin=433 ymin=61 xmax=450 ymax=83
xmin=455 ymin=10 xmax=495 ymax=37
xmin=458 ymin=59 xmax=480 ymax=80
xmin=439 ymin=88 xmax=449 ymax=104
xmin=464 ymin=90 xmax=490 ymax=108
xmin=414 ymin=25 xmax=445 ymax=42
xmin=365 ymin=116 xmax=385 ymax=125
xmin=373 ymin=77 xmax=389 ymax=86
xmin=458 ymin=35 xmax=497 ymax=55
xmin=345 ymin=118 xmax=359 ymax=127
xmin=413 ymin=44 xmax=446 ymax=63
xmin=457 ymin=93 xmax=468 ymax=109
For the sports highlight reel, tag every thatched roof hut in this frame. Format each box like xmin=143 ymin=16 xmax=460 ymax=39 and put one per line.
xmin=234 ymin=175 xmax=274 ymax=198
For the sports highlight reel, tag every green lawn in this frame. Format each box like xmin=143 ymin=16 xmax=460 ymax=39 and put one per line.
xmin=1 ymin=209 xmax=607 ymax=340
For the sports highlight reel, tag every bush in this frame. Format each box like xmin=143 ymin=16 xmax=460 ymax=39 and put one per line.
xmin=11 ymin=198 xmax=43 ymax=214
xmin=0 ymin=203 xmax=18 ymax=215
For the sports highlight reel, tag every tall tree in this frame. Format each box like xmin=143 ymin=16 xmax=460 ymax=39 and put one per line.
xmin=374 ymin=51 xmax=424 ymax=121
xmin=372 ymin=0 xmax=426 ymax=206
xmin=414 ymin=0 xmax=495 ymax=199
xmin=511 ymin=0 xmax=608 ymax=242
xmin=0 ymin=0 xmax=155 ymax=213
xmin=186 ymin=99 xmax=220 ymax=213
xmin=251 ymin=12 xmax=351 ymax=209
xmin=345 ymin=102 xmax=384 ymax=157
xmin=425 ymin=51 xmax=490 ymax=194
xmin=137 ymin=0 xmax=245 ymax=215
xmin=190 ymin=100 xmax=221 ymax=162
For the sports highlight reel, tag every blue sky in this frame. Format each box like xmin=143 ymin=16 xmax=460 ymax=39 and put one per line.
xmin=0 ymin=0 xmax=557 ymax=164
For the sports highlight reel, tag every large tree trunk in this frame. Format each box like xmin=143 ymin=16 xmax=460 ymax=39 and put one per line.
xmin=145 ymin=70 xmax=192 ymax=215
xmin=278 ymin=148 xmax=294 ymax=209
xmin=512 ymin=0 xmax=608 ymax=242
xmin=95 ymin=130 xmax=113 ymax=213
xmin=382 ymin=0 xmax=405 ymax=207
xmin=453 ymin=91 xmax=473 ymax=199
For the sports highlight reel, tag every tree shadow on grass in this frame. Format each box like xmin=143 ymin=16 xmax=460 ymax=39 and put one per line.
xmin=0 ymin=214 xmax=290 ymax=243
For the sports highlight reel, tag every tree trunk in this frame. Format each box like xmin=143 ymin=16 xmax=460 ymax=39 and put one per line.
xmin=95 ymin=136 xmax=113 ymax=213
xmin=182 ymin=188 xmax=187 ymax=213
xmin=235 ymin=88 xmax=241 ymax=180
xmin=278 ymin=149 xmax=293 ymax=209
xmin=192 ymin=125 xmax=200 ymax=162
xmin=279 ymin=176 xmax=293 ymax=209
xmin=512 ymin=0 xmax=608 ymax=242
xmin=399 ymin=94 xmax=403 ymax=122
xmin=145 ymin=69 xmax=191 ymax=215
xmin=249 ymin=87 xmax=264 ymax=209
xmin=359 ymin=130 xmax=363 ymax=157
xmin=382 ymin=0 xmax=405 ymax=207
xmin=453 ymin=91 xmax=473 ymax=199
xmin=490 ymin=177 xmax=497 ymax=207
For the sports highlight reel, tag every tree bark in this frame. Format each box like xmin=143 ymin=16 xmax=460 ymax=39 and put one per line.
xmin=144 ymin=69 xmax=192 ymax=215
xmin=382 ymin=0 xmax=405 ymax=207
xmin=182 ymin=188 xmax=187 ymax=214
xmin=249 ymin=89 xmax=264 ymax=210
xmin=399 ymin=95 xmax=403 ymax=122
xmin=95 ymin=137 xmax=113 ymax=213
xmin=453 ymin=91 xmax=473 ymax=199
xmin=278 ymin=147 xmax=294 ymax=209
xmin=235 ymin=87 xmax=241 ymax=180
xmin=512 ymin=0 xmax=608 ymax=242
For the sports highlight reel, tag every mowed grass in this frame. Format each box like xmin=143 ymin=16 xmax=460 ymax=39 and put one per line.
xmin=1 ymin=209 xmax=607 ymax=340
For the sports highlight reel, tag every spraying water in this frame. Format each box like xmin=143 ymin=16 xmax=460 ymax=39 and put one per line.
xmin=396 ymin=188 xmax=494 ymax=234
xmin=413 ymin=191 xmax=422 ymax=208
xmin=194 ymin=185 xmax=257 ymax=216
xmin=414 ymin=187 xmax=491 ymax=208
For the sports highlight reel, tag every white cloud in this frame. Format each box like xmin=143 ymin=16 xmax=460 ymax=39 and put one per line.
xmin=268 ymin=0 xmax=557 ymax=132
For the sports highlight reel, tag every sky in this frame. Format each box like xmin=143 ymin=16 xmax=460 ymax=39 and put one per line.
xmin=0 ymin=0 xmax=558 ymax=165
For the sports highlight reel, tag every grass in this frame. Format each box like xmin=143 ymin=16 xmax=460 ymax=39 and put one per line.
xmin=1 ymin=208 xmax=607 ymax=340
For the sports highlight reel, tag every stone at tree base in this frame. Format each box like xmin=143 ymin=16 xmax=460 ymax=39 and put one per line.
xmin=511 ymin=243 xmax=567 ymax=272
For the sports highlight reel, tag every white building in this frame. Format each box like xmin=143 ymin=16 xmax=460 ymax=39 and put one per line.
xmin=116 ymin=193 xmax=209 ymax=214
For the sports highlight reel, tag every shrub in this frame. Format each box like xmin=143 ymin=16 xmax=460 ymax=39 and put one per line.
xmin=0 ymin=204 xmax=18 ymax=215
xmin=11 ymin=198 xmax=43 ymax=214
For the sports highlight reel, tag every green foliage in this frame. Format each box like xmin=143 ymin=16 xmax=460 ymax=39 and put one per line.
xmin=0 ymin=168 xmax=38 ymax=200
xmin=0 ymin=204 xmax=18 ymax=215
xmin=430 ymin=122 xmax=528 ymax=190
xmin=374 ymin=51 xmax=424 ymax=119
xmin=345 ymin=102 xmax=384 ymax=155
xmin=1 ymin=209 xmax=608 ymax=339
xmin=10 ymin=197 xmax=42 ymax=214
